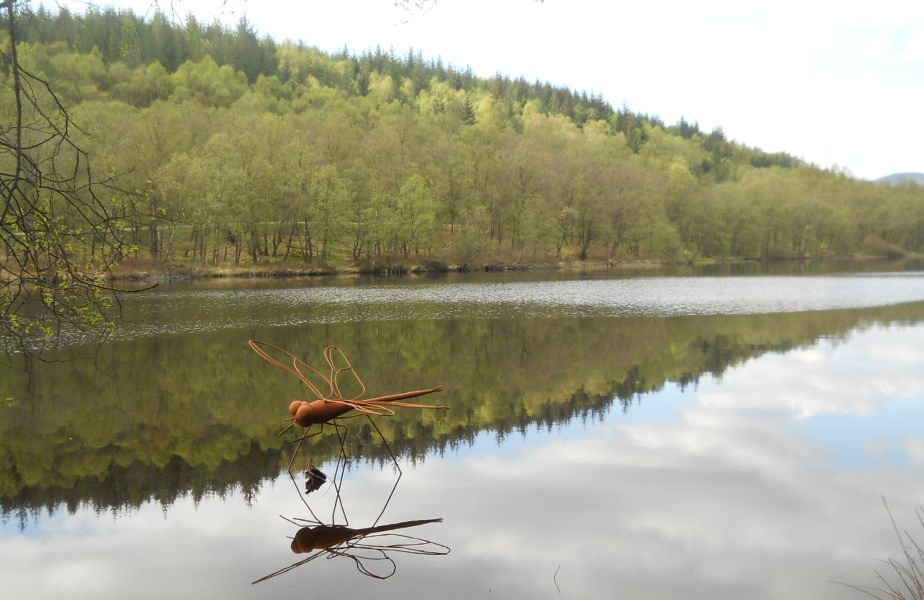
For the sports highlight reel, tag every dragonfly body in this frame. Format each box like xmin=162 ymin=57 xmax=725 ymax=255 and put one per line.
xmin=289 ymin=387 xmax=444 ymax=427
xmin=290 ymin=518 xmax=443 ymax=554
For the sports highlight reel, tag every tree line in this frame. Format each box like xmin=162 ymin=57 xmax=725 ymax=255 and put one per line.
xmin=5 ymin=6 xmax=924 ymax=277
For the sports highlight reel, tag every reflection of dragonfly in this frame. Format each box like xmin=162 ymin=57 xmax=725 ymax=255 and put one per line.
xmin=252 ymin=516 xmax=450 ymax=583
xmin=255 ymin=458 xmax=449 ymax=585
xmin=248 ymin=340 xmax=446 ymax=472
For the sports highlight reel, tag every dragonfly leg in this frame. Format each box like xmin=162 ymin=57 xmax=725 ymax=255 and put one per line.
xmin=277 ymin=420 xmax=296 ymax=437
xmin=287 ymin=424 xmax=323 ymax=472
xmin=366 ymin=415 xmax=402 ymax=527
xmin=367 ymin=415 xmax=402 ymax=476
xmin=330 ymin=420 xmax=350 ymax=525
xmin=287 ymin=470 xmax=322 ymax=523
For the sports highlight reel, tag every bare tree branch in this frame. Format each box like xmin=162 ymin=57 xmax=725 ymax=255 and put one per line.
xmin=1 ymin=0 xmax=148 ymax=356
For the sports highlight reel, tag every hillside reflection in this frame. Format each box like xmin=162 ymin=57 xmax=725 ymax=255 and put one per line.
xmin=3 ymin=300 xmax=924 ymax=518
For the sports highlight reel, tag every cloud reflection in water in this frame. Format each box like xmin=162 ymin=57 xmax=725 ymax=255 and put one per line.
xmin=3 ymin=324 xmax=924 ymax=599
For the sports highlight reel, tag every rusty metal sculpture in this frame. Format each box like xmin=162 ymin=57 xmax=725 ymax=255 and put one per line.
xmin=252 ymin=516 xmax=450 ymax=583
xmin=248 ymin=340 xmax=446 ymax=474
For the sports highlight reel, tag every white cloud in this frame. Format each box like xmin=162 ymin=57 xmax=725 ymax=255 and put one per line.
xmin=902 ymin=31 xmax=924 ymax=62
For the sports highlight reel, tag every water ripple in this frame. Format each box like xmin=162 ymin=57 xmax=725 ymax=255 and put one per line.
xmin=38 ymin=272 xmax=924 ymax=347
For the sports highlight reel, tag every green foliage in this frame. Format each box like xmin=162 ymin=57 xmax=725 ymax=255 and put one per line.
xmin=4 ymin=3 xmax=924 ymax=290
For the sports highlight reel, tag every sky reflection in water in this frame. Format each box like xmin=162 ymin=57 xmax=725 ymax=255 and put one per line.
xmin=4 ymin=322 xmax=924 ymax=599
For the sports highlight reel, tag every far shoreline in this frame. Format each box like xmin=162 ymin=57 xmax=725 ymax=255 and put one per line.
xmin=106 ymin=254 xmax=923 ymax=284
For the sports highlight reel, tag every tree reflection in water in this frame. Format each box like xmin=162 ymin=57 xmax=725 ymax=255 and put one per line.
xmin=4 ymin=300 xmax=924 ymax=522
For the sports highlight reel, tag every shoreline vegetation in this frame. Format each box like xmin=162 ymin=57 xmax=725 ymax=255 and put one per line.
xmin=107 ymin=256 xmax=680 ymax=281
xmin=107 ymin=253 xmax=923 ymax=282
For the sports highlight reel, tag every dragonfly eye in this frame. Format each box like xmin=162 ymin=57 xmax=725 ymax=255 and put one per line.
xmin=288 ymin=400 xmax=304 ymax=417
xmin=292 ymin=527 xmax=316 ymax=553
xmin=294 ymin=403 xmax=313 ymax=427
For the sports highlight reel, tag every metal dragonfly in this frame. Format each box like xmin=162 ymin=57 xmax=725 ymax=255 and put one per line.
xmin=248 ymin=340 xmax=447 ymax=474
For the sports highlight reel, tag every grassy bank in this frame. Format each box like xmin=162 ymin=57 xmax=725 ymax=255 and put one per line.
xmin=105 ymin=253 xmax=922 ymax=283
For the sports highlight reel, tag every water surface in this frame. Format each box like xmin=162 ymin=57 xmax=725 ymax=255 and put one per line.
xmin=2 ymin=269 xmax=924 ymax=598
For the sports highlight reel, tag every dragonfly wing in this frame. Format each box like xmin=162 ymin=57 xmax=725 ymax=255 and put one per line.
xmin=375 ymin=400 xmax=449 ymax=410
xmin=322 ymin=397 xmax=396 ymax=417
xmin=292 ymin=356 xmax=335 ymax=399
xmin=350 ymin=533 xmax=451 ymax=555
xmin=324 ymin=542 xmax=397 ymax=580
xmin=251 ymin=549 xmax=327 ymax=584
xmin=249 ymin=340 xmax=330 ymax=400
xmin=325 ymin=345 xmax=367 ymax=402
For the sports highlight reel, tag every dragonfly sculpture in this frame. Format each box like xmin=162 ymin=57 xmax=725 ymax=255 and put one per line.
xmin=248 ymin=340 xmax=447 ymax=473
xmin=252 ymin=516 xmax=450 ymax=583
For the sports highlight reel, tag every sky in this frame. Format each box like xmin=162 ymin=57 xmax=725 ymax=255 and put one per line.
xmin=50 ymin=0 xmax=924 ymax=180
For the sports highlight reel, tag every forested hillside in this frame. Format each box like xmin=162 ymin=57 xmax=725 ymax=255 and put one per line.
xmin=7 ymin=7 xmax=924 ymax=272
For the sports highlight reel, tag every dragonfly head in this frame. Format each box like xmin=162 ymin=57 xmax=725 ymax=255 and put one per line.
xmin=294 ymin=402 xmax=315 ymax=427
xmin=288 ymin=400 xmax=304 ymax=417
xmin=291 ymin=531 xmax=316 ymax=554
xmin=291 ymin=526 xmax=321 ymax=553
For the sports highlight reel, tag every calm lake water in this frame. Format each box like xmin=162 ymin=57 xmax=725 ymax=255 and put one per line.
xmin=3 ymin=266 xmax=924 ymax=599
